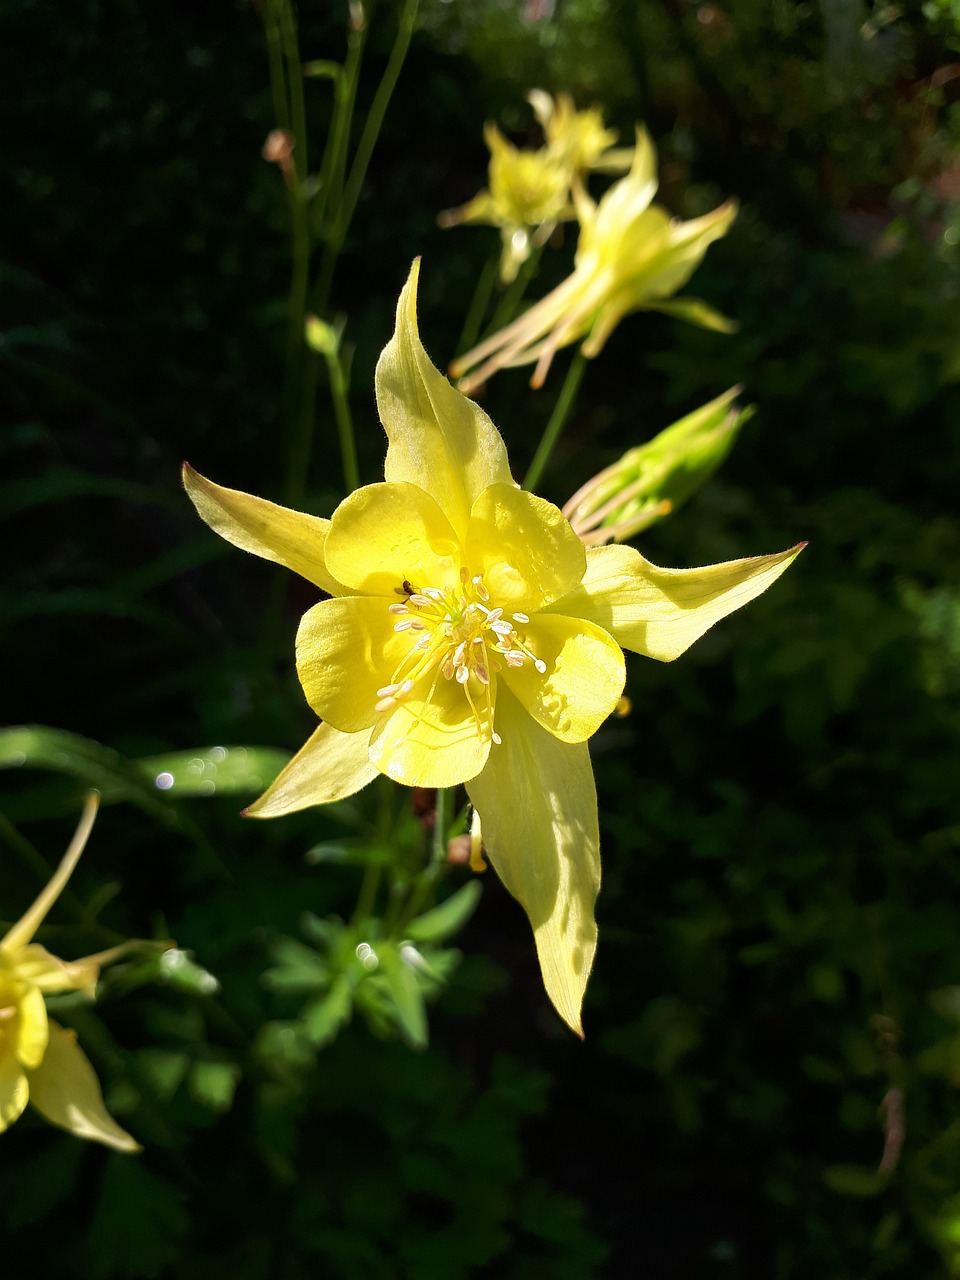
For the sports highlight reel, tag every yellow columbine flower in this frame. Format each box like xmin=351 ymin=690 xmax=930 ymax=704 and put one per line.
xmin=183 ymin=260 xmax=801 ymax=1034
xmin=1 ymin=793 xmax=141 ymax=1152
xmin=451 ymin=129 xmax=737 ymax=392
xmin=527 ymin=90 xmax=633 ymax=176
xmin=438 ymin=122 xmax=573 ymax=283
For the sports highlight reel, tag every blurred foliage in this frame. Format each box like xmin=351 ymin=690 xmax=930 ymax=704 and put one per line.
xmin=7 ymin=0 xmax=960 ymax=1276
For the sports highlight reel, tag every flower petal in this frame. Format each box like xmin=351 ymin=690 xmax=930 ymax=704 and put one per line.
xmin=16 ymin=944 xmax=99 ymax=999
xmin=466 ymin=688 xmax=599 ymax=1036
xmin=296 ymin=597 xmax=414 ymax=733
xmin=465 ymin=484 xmax=586 ymax=611
xmin=368 ymin=673 xmax=492 ymax=787
xmin=27 ymin=1020 xmax=141 ymax=1153
xmin=376 ymin=260 xmax=515 ymax=543
xmin=245 ymin=723 xmax=378 ymax=818
xmin=324 ymin=483 xmax=462 ymax=596
xmin=548 ymin=542 xmax=804 ymax=661
xmin=0 ymin=1056 xmax=29 ymax=1133
xmin=14 ymin=982 xmax=48 ymax=1070
xmin=182 ymin=465 xmax=346 ymax=597
xmin=502 ymin=614 xmax=624 ymax=743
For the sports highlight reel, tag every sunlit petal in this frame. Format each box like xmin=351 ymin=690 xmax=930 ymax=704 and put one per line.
xmin=296 ymin=597 xmax=414 ymax=733
xmin=245 ymin=723 xmax=378 ymax=818
xmin=0 ymin=1057 xmax=29 ymax=1133
xmin=324 ymin=483 xmax=462 ymax=597
xmin=465 ymin=484 xmax=586 ymax=611
xmin=14 ymin=982 xmax=48 ymax=1070
xmin=502 ymin=614 xmax=624 ymax=743
xmin=549 ymin=542 xmax=804 ymax=661
xmin=466 ymin=689 xmax=599 ymax=1036
xmin=376 ymin=260 xmax=515 ymax=542
xmin=27 ymin=1021 xmax=141 ymax=1153
xmin=182 ymin=464 xmax=346 ymax=597
xmin=369 ymin=673 xmax=492 ymax=787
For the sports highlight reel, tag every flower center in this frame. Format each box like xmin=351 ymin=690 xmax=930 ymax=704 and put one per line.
xmin=374 ymin=568 xmax=546 ymax=746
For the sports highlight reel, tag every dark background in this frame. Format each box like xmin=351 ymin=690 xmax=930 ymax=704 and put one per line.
xmin=4 ymin=0 xmax=960 ymax=1275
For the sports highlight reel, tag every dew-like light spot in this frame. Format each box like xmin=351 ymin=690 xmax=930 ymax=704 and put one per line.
xmin=155 ymin=772 xmax=175 ymax=790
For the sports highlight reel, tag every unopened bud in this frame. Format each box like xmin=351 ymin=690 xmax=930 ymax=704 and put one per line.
xmin=562 ymin=387 xmax=748 ymax=545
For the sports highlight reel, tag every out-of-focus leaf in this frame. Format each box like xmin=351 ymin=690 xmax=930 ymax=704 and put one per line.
xmin=304 ymin=838 xmax=396 ymax=866
xmin=405 ymin=880 xmax=482 ymax=943
xmin=188 ymin=1058 xmax=241 ymax=1113
xmin=302 ymin=975 xmax=353 ymax=1047
xmin=374 ymin=946 xmax=428 ymax=1050
xmin=85 ymin=1160 xmax=189 ymax=1280
xmin=823 ymin=1165 xmax=888 ymax=1197
xmin=262 ymin=938 xmax=330 ymax=995
xmin=135 ymin=1049 xmax=191 ymax=1103
xmin=138 ymin=745 xmax=290 ymax=798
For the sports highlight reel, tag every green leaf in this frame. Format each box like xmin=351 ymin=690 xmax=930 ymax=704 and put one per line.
xmin=405 ymin=880 xmax=482 ymax=943
xmin=302 ymin=975 xmax=353 ymax=1047
xmin=822 ymin=1164 xmax=888 ymax=1197
xmin=138 ymin=745 xmax=291 ymax=798
xmin=372 ymin=946 xmax=428 ymax=1050
xmin=188 ymin=1058 xmax=241 ymax=1113
xmin=85 ymin=1160 xmax=190 ymax=1280
xmin=134 ymin=1049 xmax=191 ymax=1103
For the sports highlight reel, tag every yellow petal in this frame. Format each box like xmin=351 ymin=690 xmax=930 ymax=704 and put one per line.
xmin=14 ymin=982 xmax=48 ymax=1070
xmin=502 ymin=614 xmax=624 ymax=743
xmin=182 ymin=464 xmax=346 ymax=597
xmin=376 ymin=260 xmax=515 ymax=543
xmin=0 ymin=1056 xmax=29 ymax=1133
xmin=465 ymin=688 xmax=599 ymax=1036
xmin=368 ymin=673 xmax=492 ymax=787
xmin=465 ymin=484 xmax=586 ymax=612
xmin=16 ymin=944 xmax=99 ymax=999
xmin=245 ymin=723 xmax=378 ymax=818
xmin=324 ymin=483 xmax=462 ymax=597
xmin=549 ymin=542 xmax=804 ymax=661
xmin=27 ymin=1021 xmax=141 ymax=1153
xmin=296 ymin=597 xmax=412 ymax=733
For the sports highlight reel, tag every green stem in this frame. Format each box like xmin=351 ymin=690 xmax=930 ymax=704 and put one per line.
xmin=522 ymin=349 xmax=588 ymax=492
xmin=455 ymin=252 xmax=498 ymax=358
xmin=263 ymin=0 xmax=291 ymax=135
xmin=324 ymin=346 xmax=360 ymax=494
xmin=316 ymin=0 xmax=419 ymax=310
xmin=353 ymin=863 xmax=382 ymax=926
xmin=338 ymin=0 xmax=419 ymax=240
xmin=431 ymin=788 xmax=449 ymax=865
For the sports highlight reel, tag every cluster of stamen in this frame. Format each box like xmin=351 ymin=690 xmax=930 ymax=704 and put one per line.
xmin=374 ymin=567 xmax=546 ymax=746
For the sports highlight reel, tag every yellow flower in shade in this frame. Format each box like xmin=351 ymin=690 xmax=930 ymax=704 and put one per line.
xmin=1 ymin=793 xmax=141 ymax=1152
xmin=438 ymin=122 xmax=573 ymax=283
xmin=451 ymin=129 xmax=738 ymax=393
xmin=527 ymin=90 xmax=633 ymax=176
xmin=183 ymin=260 xmax=802 ymax=1034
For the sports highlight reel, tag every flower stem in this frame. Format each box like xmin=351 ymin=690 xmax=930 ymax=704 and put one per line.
xmin=323 ymin=345 xmax=360 ymax=494
xmin=316 ymin=0 xmax=419 ymax=312
xmin=522 ymin=349 xmax=588 ymax=492
xmin=455 ymin=251 xmax=498 ymax=358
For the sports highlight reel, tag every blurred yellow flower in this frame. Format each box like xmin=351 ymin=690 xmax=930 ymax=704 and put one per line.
xmin=528 ymin=90 xmax=633 ymax=176
xmin=0 ymin=793 xmax=141 ymax=1152
xmin=184 ymin=260 xmax=801 ymax=1033
xmin=451 ymin=130 xmax=737 ymax=392
xmin=438 ymin=122 xmax=573 ymax=283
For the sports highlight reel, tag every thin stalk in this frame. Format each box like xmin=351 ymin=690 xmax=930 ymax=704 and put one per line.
xmin=353 ymin=863 xmax=382 ymax=926
xmin=455 ymin=251 xmax=498 ymax=358
xmin=263 ymin=0 xmax=291 ymax=135
xmin=338 ymin=0 xmax=419 ymax=238
xmin=315 ymin=9 xmax=366 ymax=244
xmin=523 ymin=349 xmax=588 ymax=491
xmin=323 ymin=346 xmax=360 ymax=494
xmin=316 ymin=0 xmax=419 ymax=310
xmin=278 ymin=0 xmax=308 ymax=181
